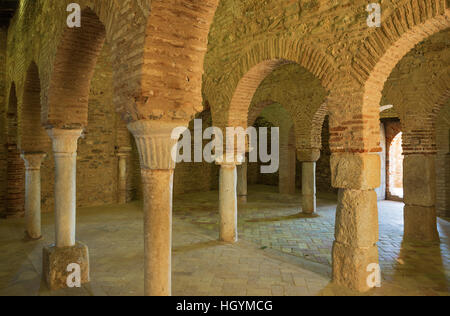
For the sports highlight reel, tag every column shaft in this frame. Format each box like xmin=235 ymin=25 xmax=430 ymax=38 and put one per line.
xmin=142 ymin=169 xmax=173 ymax=296
xmin=237 ymin=162 xmax=247 ymax=201
xmin=219 ymin=164 xmax=238 ymax=243
xmin=43 ymin=129 xmax=89 ymax=291
xmin=47 ymin=129 xmax=82 ymax=248
xmin=403 ymin=154 xmax=439 ymax=242
xmin=128 ymin=120 xmax=181 ymax=297
xmin=117 ymin=150 xmax=131 ymax=204
xmin=330 ymin=153 xmax=381 ymax=292
xmin=302 ymin=162 xmax=316 ymax=214
xmin=22 ymin=153 xmax=46 ymax=239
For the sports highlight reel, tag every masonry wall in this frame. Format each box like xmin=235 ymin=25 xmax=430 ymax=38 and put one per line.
xmin=40 ymin=44 xmax=131 ymax=212
xmin=436 ymin=102 xmax=450 ymax=217
xmin=0 ymin=27 xmax=7 ymax=216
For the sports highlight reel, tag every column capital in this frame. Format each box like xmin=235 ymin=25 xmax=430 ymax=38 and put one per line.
xmin=330 ymin=153 xmax=380 ymax=190
xmin=215 ymin=153 xmax=244 ymax=167
xmin=21 ymin=152 xmax=47 ymax=170
xmin=297 ymin=148 xmax=321 ymax=162
xmin=46 ymin=128 xmax=83 ymax=154
xmin=128 ymin=120 xmax=183 ymax=170
xmin=116 ymin=146 xmax=132 ymax=158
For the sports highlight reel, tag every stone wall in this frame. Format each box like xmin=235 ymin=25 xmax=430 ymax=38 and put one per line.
xmin=0 ymin=27 xmax=7 ymax=216
xmin=436 ymin=101 xmax=450 ymax=217
xmin=40 ymin=44 xmax=133 ymax=212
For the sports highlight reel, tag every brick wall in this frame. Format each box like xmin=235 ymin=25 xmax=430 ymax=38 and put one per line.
xmin=436 ymin=102 xmax=450 ymax=217
xmin=40 ymin=44 xmax=133 ymax=212
xmin=0 ymin=27 xmax=7 ymax=216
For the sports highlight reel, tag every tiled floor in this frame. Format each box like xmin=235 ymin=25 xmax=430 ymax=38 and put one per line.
xmin=0 ymin=185 xmax=448 ymax=296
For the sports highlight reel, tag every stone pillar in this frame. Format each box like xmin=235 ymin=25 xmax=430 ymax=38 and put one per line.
xmin=298 ymin=149 xmax=320 ymax=214
xmin=218 ymin=162 xmax=239 ymax=243
xmin=403 ymin=154 xmax=439 ymax=242
xmin=21 ymin=152 xmax=46 ymax=240
xmin=330 ymin=153 xmax=380 ymax=292
xmin=236 ymin=162 xmax=247 ymax=202
xmin=43 ymin=128 xmax=89 ymax=290
xmin=116 ymin=147 xmax=132 ymax=204
xmin=128 ymin=120 xmax=181 ymax=296
xmin=279 ymin=143 xmax=296 ymax=195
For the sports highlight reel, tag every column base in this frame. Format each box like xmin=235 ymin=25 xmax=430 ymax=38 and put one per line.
xmin=301 ymin=194 xmax=316 ymax=214
xmin=238 ymin=195 xmax=247 ymax=203
xmin=43 ymin=242 xmax=90 ymax=290
xmin=24 ymin=231 xmax=43 ymax=241
xmin=332 ymin=241 xmax=379 ymax=292
xmin=404 ymin=205 xmax=440 ymax=243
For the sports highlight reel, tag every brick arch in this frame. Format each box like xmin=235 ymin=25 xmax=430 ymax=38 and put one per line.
xmin=19 ymin=62 xmax=50 ymax=153
xmin=309 ymin=102 xmax=329 ymax=151
xmin=248 ymin=99 xmax=305 ymax=150
xmin=352 ymin=2 xmax=449 ymax=149
xmin=4 ymin=83 xmax=25 ymax=218
xmin=386 ymin=70 xmax=450 ymax=154
xmin=352 ymin=0 xmax=449 ymax=86
xmin=204 ymin=37 xmax=338 ymax=129
xmin=45 ymin=7 xmax=106 ymax=129
xmin=139 ymin=0 xmax=220 ymax=123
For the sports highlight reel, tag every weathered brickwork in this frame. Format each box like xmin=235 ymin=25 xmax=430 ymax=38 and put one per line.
xmin=37 ymin=44 xmax=121 ymax=212
xmin=382 ymin=28 xmax=450 ymax=155
xmin=436 ymin=101 xmax=450 ymax=217
xmin=204 ymin=0 xmax=449 ymax=154
xmin=0 ymin=27 xmax=7 ymax=216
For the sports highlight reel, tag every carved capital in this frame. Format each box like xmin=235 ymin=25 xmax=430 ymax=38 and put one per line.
xmin=297 ymin=148 xmax=321 ymax=162
xmin=21 ymin=152 xmax=47 ymax=170
xmin=128 ymin=120 xmax=183 ymax=170
xmin=46 ymin=129 xmax=83 ymax=154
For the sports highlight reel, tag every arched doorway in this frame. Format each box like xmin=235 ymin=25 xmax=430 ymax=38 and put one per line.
xmin=388 ymin=132 xmax=404 ymax=199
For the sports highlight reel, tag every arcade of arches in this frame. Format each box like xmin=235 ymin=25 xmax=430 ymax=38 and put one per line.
xmin=0 ymin=0 xmax=449 ymax=296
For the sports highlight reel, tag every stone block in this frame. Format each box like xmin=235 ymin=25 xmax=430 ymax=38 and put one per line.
xmin=297 ymin=149 xmax=320 ymax=162
xmin=332 ymin=241 xmax=379 ymax=292
xmin=43 ymin=242 xmax=90 ymax=291
xmin=335 ymin=189 xmax=379 ymax=247
xmin=404 ymin=205 xmax=439 ymax=242
xmin=331 ymin=153 xmax=380 ymax=190
xmin=403 ymin=154 xmax=436 ymax=207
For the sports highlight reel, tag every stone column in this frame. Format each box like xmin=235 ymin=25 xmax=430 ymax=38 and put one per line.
xmin=236 ymin=162 xmax=248 ymax=202
xmin=43 ymin=128 xmax=89 ymax=291
xmin=21 ymin=152 xmax=46 ymax=240
xmin=331 ymin=153 xmax=380 ymax=292
xmin=403 ymin=154 xmax=439 ymax=242
xmin=279 ymin=143 xmax=296 ymax=195
xmin=116 ymin=147 xmax=132 ymax=204
xmin=218 ymin=162 xmax=239 ymax=243
xmin=128 ymin=120 xmax=181 ymax=296
xmin=298 ymin=149 xmax=320 ymax=214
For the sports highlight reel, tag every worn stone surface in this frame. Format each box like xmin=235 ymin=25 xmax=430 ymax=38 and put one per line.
xmin=43 ymin=242 xmax=90 ymax=291
xmin=404 ymin=205 xmax=440 ymax=242
xmin=335 ymin=190 xmax=379 ymax=248
xmin=331 ymin=153 xmax=381 ymax=190
xmin=332 ymin=241 xmax=379 ymax=292
xmin=403 ymin=154 xmax=437 ymax=207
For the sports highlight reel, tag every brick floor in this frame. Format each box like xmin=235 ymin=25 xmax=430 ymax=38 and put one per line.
xmin=0 ymin=185 xmax=448 ymax=296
